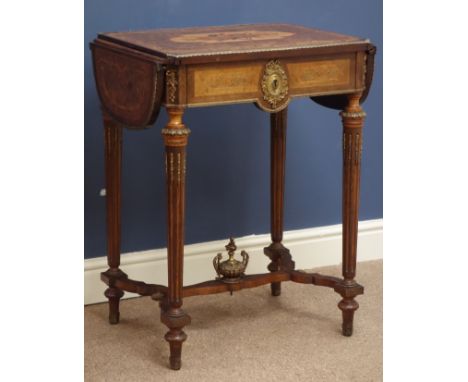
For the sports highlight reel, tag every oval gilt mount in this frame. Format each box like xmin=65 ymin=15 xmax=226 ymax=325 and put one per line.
xmin=258 ymin=59 xmax=289 ymax=112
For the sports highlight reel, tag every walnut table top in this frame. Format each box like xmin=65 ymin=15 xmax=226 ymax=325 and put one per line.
xmin=98 ymin=23 xmax=369 ymax=63
xmin=91 ymin=23 xmax=375 ymax=125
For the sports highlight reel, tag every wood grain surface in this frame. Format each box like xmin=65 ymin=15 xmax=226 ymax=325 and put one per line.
xmin=99 ymin=24 xmax=368 ymax=61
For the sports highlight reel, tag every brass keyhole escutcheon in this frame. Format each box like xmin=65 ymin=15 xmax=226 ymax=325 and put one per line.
xmin=272 ymin=78 xmax=278 ymax=90
xmin=267 ymin=74 xmax=281 ymax=96
xmin=261 ymin=60 xmax=288 ymax=110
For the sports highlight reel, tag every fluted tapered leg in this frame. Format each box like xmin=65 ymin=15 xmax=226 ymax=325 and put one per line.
xmin=103 ymin=112 xmax=125 ymax=324
xmin=161 ymin=107 xmax=191 ymax=370
xmin=338 ymin=93 xmax=366 ymax=336
xmin=264 ymin=108 xmax=295 ymax=296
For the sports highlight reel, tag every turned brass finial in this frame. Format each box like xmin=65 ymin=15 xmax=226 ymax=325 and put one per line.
xmin=225 ymin=237 xmax=237 ymax=257
xmin=213 ymin=237 xmax=249 ymax=284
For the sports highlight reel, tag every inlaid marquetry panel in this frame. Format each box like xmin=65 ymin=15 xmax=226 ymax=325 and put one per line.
xmin=287 ymin=58 xmax=352 ymax=91
xmin=171 ymin=30 xmax=294 ymax=44
xmin=91 ymin=42 xmax=164 ymax=128
xmin=187 ymin=63 xmax=262 ymax=104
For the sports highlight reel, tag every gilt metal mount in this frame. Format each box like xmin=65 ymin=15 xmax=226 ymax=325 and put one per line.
xmin=261 ymin=59 xmax=289 ymax=110
xmin=213 ymin=238 xmax=249 ymax=284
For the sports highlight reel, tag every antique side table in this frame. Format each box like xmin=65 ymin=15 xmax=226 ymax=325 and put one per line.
xmin=90 ymin=23 xmax=376 ymax=370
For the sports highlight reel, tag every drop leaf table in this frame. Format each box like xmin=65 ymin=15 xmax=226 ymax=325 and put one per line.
xmin=90 ymin=23 xmax=376 ymax=370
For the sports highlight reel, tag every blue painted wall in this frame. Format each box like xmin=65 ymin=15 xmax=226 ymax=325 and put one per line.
xmin=84 ymin=0 xmax=382 ymax=259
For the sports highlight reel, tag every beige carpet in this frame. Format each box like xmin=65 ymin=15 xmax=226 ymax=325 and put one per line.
xmin=85 ymin=260 xmax=382 ymax=381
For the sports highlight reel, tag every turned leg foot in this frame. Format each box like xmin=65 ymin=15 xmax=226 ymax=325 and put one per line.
xmin=161 ymin=306 xmax=191 ymax=370
xmin=165 ymin=329 xmax=187 ymax=370
xmin=104 ymin=287 xmax=124 ymax=324
xmin=338 ymin=297 xmax=359 ymax=336
xmin=270 ymin=281 xmax=281 ymax=296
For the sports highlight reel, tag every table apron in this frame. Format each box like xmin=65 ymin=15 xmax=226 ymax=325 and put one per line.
xmin=182 ymin=52 xmax=364 ymax=108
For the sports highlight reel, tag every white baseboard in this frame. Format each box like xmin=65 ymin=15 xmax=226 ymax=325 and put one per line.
xmin=84 ymin=219 xmax=382 ymax=305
